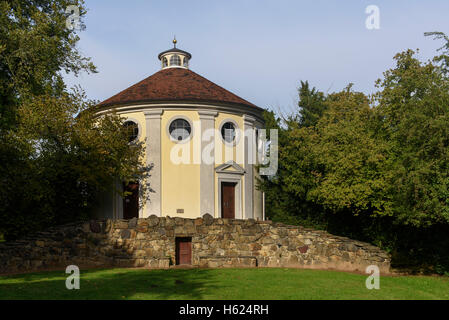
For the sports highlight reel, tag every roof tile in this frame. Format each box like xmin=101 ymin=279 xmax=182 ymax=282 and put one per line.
xmin=99 ymin=68 xmax=257 ymax=108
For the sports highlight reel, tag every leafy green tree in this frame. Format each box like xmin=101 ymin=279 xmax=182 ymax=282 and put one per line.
xmin=0 ymin=1 xmax=149 ymax=240
xmin=258 ymin=108 xmax=329 ymax=228
xmin=374 ymin=49 xmax=449 ymax=226
xmin=263 ymin=49 xmax=449 ymax=226
xmin=289 ymin=87 xmax=394 ymax=218
xmin=260 ymin=45 xmax=449 ymax=272
xmin=425 ymin=31 xmax=449 ymax=74
xmin=257 ymin=111 xmax=301 ymax=224
xmin=297 ymin=81 xmax=327 ymax=128
xmin=0 ymin=0 xmax=95 ymax=128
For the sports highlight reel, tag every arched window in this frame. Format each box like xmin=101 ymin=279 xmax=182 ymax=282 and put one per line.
xmin=221 ymin=122 xmax=236 ymax=143
xmin=169 ymin=118 xmax=191 ymax=141
xmin=123 ymin=120 xmax=139 ymax=142
xmin=183 ymin=57 xmax=189 ymax=68
xmin=162 ymin=57 xmax=168 ymax=68
xmin=170 ymin=54 xmax=181 ymax=66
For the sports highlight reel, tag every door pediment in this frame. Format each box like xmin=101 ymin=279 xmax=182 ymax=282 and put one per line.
xmin=215 ymin=161 xmax=245 ymax=175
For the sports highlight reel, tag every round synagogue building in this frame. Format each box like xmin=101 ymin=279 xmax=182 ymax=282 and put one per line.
xmin=95 ymin=40 xmax=265 ymax=221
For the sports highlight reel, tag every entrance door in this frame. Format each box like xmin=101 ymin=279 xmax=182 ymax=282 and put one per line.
xmin=221 ymin=182 xmax=235 ymax=219
xmin=176 ymin=238 xmax=192 ymax=265
xmin=123 ymin=182 xmax=139 ymax=219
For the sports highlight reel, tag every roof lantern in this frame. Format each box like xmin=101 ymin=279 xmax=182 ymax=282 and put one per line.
xmin=158 ymin=37 xmax=192 ymax=70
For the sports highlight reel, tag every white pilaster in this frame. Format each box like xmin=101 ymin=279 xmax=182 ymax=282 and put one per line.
xmin=198 ymin=110 xmax=217 ymax=216
xmin=144 ymin=109 xmax=163 ymax=217
xmin=244 ymin=115 xmax=256 ymax=219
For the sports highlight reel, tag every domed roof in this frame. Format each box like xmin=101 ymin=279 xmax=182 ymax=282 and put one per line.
xmin=98 ymin=68 xmax=259 ymax=109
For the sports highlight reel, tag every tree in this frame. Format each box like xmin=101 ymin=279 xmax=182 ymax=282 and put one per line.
xmin=297 ymin=81 xmax=327 ymax=128
xmin=0 ymin=1 xmax=149 ymax=240
xmin=0 ymin=0 xmax=95 ymax=128
xmin=295 ymin=87 xmax=394 ymax=218
xmin=259 ymin=45 xmax=449 ymax=272
xmin=424 ymin=31 xmax=449 ymax=75
xmin=374 ymin=49 xmax=449 ymax=226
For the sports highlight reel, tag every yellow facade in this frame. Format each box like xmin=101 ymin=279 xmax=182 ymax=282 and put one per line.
xmin=161 ymin=110 xmax=201 ymax=218
xmin=117 ymin=109 xmax=262 ymax=219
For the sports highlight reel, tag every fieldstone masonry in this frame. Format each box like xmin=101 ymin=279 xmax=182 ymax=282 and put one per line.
xmin=0 ymin=214 xmax=391 ymax=274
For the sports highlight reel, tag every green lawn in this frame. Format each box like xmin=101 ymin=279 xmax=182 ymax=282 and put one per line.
xmin=0 ymin=268 xmax=448 ymax=300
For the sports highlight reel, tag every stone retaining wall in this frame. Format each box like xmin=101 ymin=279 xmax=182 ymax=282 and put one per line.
xmin=0 ymin=215 xmax=391 ymax=274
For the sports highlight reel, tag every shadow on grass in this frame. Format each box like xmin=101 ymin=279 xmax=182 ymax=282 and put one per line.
xmin=0 ymin=268 xmax=223 ymax=300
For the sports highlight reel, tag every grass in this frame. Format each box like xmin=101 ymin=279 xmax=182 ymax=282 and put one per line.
xmin=0 ymin=268 xmax=448 ymax=300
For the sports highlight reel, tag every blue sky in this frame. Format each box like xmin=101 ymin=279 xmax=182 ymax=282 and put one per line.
xmin=66 ymin=0 xmax=449 ymax=114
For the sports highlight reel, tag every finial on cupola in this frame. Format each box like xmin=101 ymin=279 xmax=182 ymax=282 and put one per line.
xmin=173 ymin=36 xmax=177 ymax=48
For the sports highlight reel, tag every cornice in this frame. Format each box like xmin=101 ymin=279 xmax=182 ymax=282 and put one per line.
xmin=95 ymin=102 xmax=265 ymax=124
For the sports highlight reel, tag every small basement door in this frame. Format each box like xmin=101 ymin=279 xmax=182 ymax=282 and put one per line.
xmin=176 ymin=237 xmax=192 ymax=265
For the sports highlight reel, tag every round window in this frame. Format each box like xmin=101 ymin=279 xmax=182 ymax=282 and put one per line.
xmin=221 ymin=122 xmax=236 ymax=143
xmin=123 ymin=120 xmax=139 ymax=142
xmin=169 ymin=118 xmax=191 ymax=141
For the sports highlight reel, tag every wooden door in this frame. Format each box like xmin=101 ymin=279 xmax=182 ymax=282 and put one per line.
xmin=221 ymin=182 xmax=235 ymax=219
xmin=123 ymin=182 xmax=139 ymax=219
xmin=176 ymin=238 xmax=192 ymax=265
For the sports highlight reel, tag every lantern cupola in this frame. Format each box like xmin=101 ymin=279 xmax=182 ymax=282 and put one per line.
xmin=158 ymin=37 xmax=192 ymax=69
